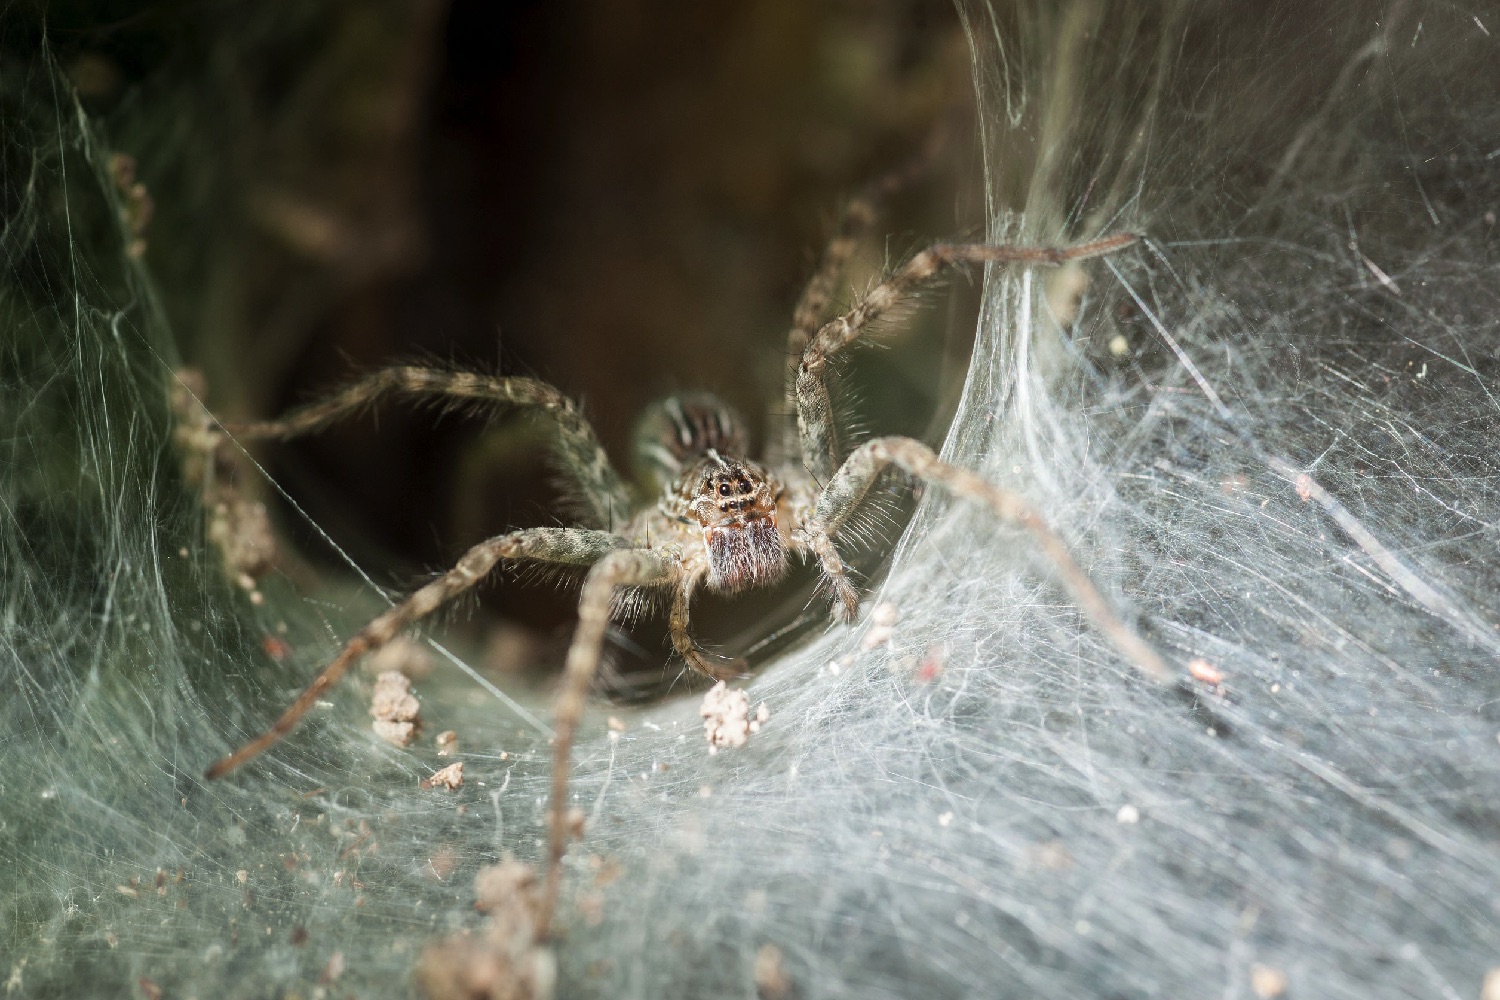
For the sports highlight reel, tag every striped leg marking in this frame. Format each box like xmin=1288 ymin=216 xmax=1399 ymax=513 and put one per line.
xmin=540 ymin=547 xmax=674 ymax=933
xmin=228 ymin=366 xmax=631 ymax=530
xmin=809 ymin=436 xmax=1170 ymax=683
xmin=204 ymin=527 xmax=624 ymax=780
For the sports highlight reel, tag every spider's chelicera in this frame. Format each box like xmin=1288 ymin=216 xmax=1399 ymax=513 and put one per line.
xmin=203 ymin=182 xmax=1167 ymax=932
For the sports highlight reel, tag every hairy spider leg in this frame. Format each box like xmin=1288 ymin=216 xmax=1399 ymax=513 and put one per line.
xmin=806 ymin=436 xmax=1171 ymax=684
xmin=541 ymin=547 xmax=674 ymax=933
xmin=203 ymin=527 xmax=626 ymax=779
xmin=773 ymin=141 xmax=945 ymax=465
xmin=794 ymin=233 xmax=1140 ymax=482
xmin=792 ymin=523 xmax=861 ymax=623
xmin=227 ymin=366 xmax=631 ymax=530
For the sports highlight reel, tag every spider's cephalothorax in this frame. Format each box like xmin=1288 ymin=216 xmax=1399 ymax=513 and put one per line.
xmin=202 ymin=179 xmax=1165 ymax=939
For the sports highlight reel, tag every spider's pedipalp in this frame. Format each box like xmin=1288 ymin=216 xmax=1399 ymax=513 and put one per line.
xmin=227 ymin=366 xmax=631 ymax=530
xmin=808 ymin=436 xmax=1172 ymax=684
xmin=543 ymin=546 xmax=676 ymax=932
xmin=669 ymin=575 xmax=748 ymax=679
xmin=204 ymin=526 xmax=626 ymax=780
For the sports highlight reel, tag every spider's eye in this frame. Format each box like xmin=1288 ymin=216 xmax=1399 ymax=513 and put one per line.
xmin=737 ymin=479 xmax=751 ymax=493
xmin=717 ymin=482 xmax=732 ymax=497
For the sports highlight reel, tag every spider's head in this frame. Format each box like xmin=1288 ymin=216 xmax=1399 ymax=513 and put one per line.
xmin=686 ymin=451 xmax=787 ymax=594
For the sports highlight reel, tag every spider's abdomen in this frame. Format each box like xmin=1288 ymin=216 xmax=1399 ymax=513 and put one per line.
xmin=632 ymin=392 xmax=747 ymax=492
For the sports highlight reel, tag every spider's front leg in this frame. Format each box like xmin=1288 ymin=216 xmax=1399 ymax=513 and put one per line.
xmin=204 ymin=527 xmax=625 ymax=779
xmin=793 ymin=232 xmax=1138 ymax=482
xmin=805 ymin=436 xmax=1172 ymax=684
xmin=542 ymin=547 xmax=674 ymax=931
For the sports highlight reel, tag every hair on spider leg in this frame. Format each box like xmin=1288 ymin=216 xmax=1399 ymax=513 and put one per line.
xmin=827 ymin=469 xmax=915 ymax=552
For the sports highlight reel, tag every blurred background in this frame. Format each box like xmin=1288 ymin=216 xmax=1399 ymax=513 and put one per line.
xmin=50 ymin=0 xmax=992 ymax=679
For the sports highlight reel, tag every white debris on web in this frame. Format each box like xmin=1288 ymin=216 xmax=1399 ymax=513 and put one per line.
xmin=416 ymin=861 xmax=555 ymax=1000
xmin=1249 ymin=964 xmax=1288 ymax=999
xmin=753 ymin=943 xmax=792 ymax=1000
xmin=421 ymin=761 xmax=464 ymax=791
xmin=370 ymin=669 xmax=422 ymax=747
xmin=860 ymin=600 xmax=900 ymax=650
xmin=168 ymin=368 xmax=280 ymax=604
xmin=700 ymin=681 xmax=770 ymax=753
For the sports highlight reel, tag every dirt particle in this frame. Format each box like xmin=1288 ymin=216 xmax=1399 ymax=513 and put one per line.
xmin=422 ymin=762 xmax=465 ymax=791
xmin=701 ymin=681 xmax=769 ymax=752
xmin=370 ymin=670 xmax=422 ymax=747
xmin=754 ymin=943 xmax=792 ymax=1000
xmin=1250 ymin=963 xmax=1287 ymax=998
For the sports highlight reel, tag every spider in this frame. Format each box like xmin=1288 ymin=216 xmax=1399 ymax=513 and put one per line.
xmin=203 ymin=176 xmax=1169 ymax=933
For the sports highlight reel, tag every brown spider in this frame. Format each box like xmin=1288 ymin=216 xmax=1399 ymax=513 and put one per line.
xmin=203 ymin=181 xmax=1168 ymax=933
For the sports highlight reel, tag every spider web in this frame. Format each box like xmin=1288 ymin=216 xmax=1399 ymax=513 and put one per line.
xmin=4 ymin=2 xmax=1500 ymax=998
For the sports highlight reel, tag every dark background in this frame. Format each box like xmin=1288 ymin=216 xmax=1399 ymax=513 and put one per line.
xmin=43 ymin=0 xmax=992 ymax=677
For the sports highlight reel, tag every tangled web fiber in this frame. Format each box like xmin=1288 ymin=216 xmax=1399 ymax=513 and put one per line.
xmin=3 ymin=2 xmax=1500 ymax=997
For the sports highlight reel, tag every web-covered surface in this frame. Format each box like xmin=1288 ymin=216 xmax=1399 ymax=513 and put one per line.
xmin=4 ymin=2 xmax=1500 ymax=998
